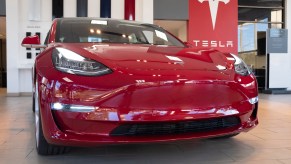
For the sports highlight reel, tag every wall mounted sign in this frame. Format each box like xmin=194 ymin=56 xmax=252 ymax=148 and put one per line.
xmin=188 ymin=0 xmax=238 ymax=54
xmin=267 ymin=29 xmax=288 ymax=53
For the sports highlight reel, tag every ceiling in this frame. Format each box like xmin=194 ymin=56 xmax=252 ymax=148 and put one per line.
xmin=238 ymin=8 xmax=282 ymax=22
xmin=238 ymin=0 xmax=283 ymax=7
xmin=238 ymin=0 xmax=284 ymax=22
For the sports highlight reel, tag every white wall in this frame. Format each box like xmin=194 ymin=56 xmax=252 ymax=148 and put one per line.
xmin=136 ymin=0 xmax=153 ymax=23
xmin=88 ymin=0 xmax=100 ymax=17
xmin=178 ymin=23 xmax=187 ymax=42
xmin=285 ymin=1 xmax=291 ymax=90
xmin=111 ymin=0 xmax=124 ymax=19
xmin=6 ymin=0 xmax=19 ymax=95
xmin=64 ymin=0 xmax=76 ymax=17
xmin=6 ymin=0 xmax=52 ymax=96
xmin=6 ymin=0 xmax=154 ymax=96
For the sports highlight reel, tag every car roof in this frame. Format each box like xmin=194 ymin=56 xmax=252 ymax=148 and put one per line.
xmin=54 ymin=17 xmax=162 ymax=30
xmin=55 ymin=17 xmax=142 ymax=25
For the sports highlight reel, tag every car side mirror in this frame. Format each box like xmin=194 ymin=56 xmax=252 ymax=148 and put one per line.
xmin=184 ymin=42 xmax=193 ymax=48
xmin=21 ymin=35 xmax=47 ymax=48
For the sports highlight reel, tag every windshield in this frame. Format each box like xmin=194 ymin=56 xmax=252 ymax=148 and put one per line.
xmin=55 ymin=19 xmax=185 ymax=47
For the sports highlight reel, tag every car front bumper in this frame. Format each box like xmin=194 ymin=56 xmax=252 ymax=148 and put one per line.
xmin=38 ymin=74 xmax=258 ymax=147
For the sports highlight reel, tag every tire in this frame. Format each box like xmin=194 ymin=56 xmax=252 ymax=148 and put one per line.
xmin=34 ymin=82 xmax=68 ymax=155
xmin=32 ymin=93 xmax=35 ymax=113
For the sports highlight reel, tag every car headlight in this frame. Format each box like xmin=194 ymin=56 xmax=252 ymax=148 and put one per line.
xmin=52 ymin=48 xmax=112 ymax=76
xmin=230 ymin=54 xmax=251 ymax=76
xmin=248 ymin=96 xmax=259 ymax=104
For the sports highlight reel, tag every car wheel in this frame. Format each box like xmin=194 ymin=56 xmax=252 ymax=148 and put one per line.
xmin=34 ymin=82 xmax=68 ymax=155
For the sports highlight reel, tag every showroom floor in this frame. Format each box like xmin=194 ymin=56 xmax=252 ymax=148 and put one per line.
xmin=0 ymin=89 xmax=291 ymax=164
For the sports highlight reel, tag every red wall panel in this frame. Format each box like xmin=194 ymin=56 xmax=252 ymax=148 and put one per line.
xmin=125 ymin=0 xmax=135 ymax=20
xmin=188 ymin=0 xmax=238 ymax=54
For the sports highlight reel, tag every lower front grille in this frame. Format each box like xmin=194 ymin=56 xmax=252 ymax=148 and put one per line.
xmin=110 ymin=116 xmax=241 ymax=136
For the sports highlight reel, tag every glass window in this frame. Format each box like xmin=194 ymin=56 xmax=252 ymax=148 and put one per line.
xmin=238 ymin=0 xmax=285 ymax=53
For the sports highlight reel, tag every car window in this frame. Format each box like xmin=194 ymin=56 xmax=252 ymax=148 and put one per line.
xmin=55 ymin=19 xmax=185 ymax=47
xmin=142 ymin=30 xmax=176 ymax=46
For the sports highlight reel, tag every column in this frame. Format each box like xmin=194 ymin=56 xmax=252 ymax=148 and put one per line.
xmin=135 ymin=0 xmax=153 ymax=23
xmin=111 ymin=0 xmax=124 ymax=19
xmin=88 ymin=0 xmax=100 ymax=17
xmin=42 ymin=0 xmax=52 ymax=21
xmin=64 ymin=0 xmax=77 ymax=17
xmin=6 ymin=0 xmax=20 ymax=95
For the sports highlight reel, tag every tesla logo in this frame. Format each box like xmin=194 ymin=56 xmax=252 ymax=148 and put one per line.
xmin=193 ymin=40 xmax=233 ymax=48
xmin=198 ymin=0 xmax=230 ymax=30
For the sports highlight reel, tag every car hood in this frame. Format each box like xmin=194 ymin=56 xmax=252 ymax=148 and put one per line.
xmin=58 ymin=43 xmax=232 ymax=72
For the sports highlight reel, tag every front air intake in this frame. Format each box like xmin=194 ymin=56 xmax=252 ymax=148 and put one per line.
xmin=110 ymin=116 xmax=241 ymax=136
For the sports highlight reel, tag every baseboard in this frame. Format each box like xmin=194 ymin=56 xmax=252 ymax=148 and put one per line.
xmin=6 ymin=92 xmax=32 ymax=97
xmin=6 ymin=92 xmax=20 ymax=97
xmin=20 ymin=92 xmax=33 ymax=96
xmin=262 ymin=88 xmax=291 ymax=94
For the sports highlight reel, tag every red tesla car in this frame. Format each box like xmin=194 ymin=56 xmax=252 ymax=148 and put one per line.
xmin=21 ymin=18 xmax=258 ymax=155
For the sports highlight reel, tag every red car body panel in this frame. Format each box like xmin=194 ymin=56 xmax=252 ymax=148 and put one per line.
xmin=33 ymin=19 xmax=258 ymax=147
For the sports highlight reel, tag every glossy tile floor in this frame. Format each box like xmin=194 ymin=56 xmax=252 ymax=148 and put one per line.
xmin=0 ymin=88 xmax=291 ymax=164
